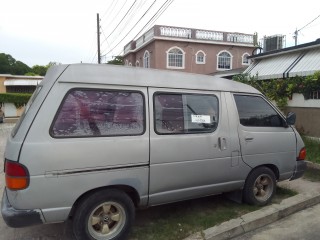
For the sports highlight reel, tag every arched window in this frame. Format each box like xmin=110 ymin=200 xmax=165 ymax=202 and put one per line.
xmin=143 ymin=51 xmax=150 ymax=68
xmin=196 ymin=50 xmax=206 ymax=64
xmin=217 ymin=51 xmax=232 ymax=70
xmin=129 ymin=62 xmax=132 ymax=67
xmin=167 ymin=47 xmax=185 ymax=69
xmin=136 ymin=61 xmax=140 ymax=67
xmin=242 ymin=53 xmax=250 ymax=65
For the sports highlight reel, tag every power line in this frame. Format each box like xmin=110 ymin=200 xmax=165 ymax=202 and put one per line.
xmin=113 ymin=0 xmax=149 ymax=40
xmin=114 ymin=0 xmax=173 ymax=57
xmin=106 ymin=0 xmax=156 ymax=47
xmin=104 ymin=0 xmax=174 ymax=57
xmin=294 ymin=13 xmax=320 ymax=45
xmin=101 ymin=0 xmax=118 ymax=22
xmin=298 ymin=13 xmax=320 ymax=32
xmin=104 ymin=0 xmax=138 ymax=41
xmin=100 ymin=28 xmax=114 ymax=62
xmin=115 ymin=0 xmax=174 ymax=57
xmin=133 ymin=0 xmax=173 ymax=40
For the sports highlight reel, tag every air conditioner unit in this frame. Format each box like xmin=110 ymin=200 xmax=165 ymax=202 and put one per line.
xmin=263 ymin=35 xmax=285 ymax=52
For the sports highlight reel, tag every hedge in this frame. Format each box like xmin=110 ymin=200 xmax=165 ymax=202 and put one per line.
xmin=233 ymin=71 xmax=320 ymax=108
xmin=0 ymin=93 xmax=32 ymax=108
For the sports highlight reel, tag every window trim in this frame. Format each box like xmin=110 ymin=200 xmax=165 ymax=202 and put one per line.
xmin=216 ymin=50 xmax=233 ymax=71
xmin=195 ymin=50 xmax=206 ymax=64
xmin=143 ymin=50 xmax=150 ymax=68
xmin=166 ymin=46 xmax=185 ymax=69
xmin=153 ymin=92 xmax=219 ymax=135
xmin=50 ymin=88 xmax=146 ymax=139
xmin=242 ymin=53 xmax=250 ymax=65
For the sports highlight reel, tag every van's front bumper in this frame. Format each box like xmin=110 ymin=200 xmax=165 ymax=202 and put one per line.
xmin=290 ymin=161 xmax=307 ymax=180
xmin=1 ymin=189 xmax=43 ymax=228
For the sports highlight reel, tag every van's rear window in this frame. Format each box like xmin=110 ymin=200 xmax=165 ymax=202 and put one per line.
xmin=51 ymin=89 xmax=145 ymax=137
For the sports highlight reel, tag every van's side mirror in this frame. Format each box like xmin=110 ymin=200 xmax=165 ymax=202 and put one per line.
xmin=286 ymin=112 xmax=296 ymax=125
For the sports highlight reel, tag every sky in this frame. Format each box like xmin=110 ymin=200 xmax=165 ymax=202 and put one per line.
xmin=1 ymin=0 xmax=319 ymax=67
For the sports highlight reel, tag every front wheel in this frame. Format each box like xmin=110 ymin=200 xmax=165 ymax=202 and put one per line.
xmin=73 ymin=189 xmax=135 ymax=240
xmin=243 ymin=167 xmax=276 ymax=206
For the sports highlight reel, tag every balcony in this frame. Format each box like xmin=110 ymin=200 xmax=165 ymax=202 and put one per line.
xmin=124 ymin=25 xmax=256 ymax=54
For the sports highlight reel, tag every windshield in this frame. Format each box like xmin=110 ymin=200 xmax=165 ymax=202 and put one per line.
xmin=11 ymin=86 xmax=42 ymax=137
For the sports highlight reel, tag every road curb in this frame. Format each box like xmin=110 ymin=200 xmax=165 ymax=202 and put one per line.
xmin=306 ymin=160 xmax=320 ymax=170
xmin=184 ymin=192 xmax=320 ymax=240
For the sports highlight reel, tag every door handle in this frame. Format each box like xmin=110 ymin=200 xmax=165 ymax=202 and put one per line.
xmin=245 ymin=137 xmax=254 ymax=141
xmin=218 ymin=137 xmax=227 ymax=150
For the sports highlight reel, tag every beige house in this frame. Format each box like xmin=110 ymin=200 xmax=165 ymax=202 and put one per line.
xmin=0 ymin=74 xmax=43 ymax=118
xmin=123 ymin=25 xmax=257 ymax=75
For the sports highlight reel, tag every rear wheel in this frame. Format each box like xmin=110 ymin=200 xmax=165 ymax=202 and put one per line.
xmin=243 ymin=167 xmax=276 ymax=206
xmin=73 ymin=189 xmax=135 ymax=240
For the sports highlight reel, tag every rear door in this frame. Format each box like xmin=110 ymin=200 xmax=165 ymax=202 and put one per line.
xmin=148 ymin=88 xmax=246 ymax=205
xmin=233 ymin=94 xmax=297 ymax=179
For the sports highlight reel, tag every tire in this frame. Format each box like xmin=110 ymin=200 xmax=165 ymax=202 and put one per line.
xmin=72 ymin=189 xmax=135 ymax=240
xmin=243 ymin=167 xmax=276 ymax=206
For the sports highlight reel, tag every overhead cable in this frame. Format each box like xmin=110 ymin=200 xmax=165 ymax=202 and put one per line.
xmin=104 ymin=0 xmax=174 ymax=57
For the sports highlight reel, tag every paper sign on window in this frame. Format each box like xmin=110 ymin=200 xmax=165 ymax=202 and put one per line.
xmin=191 ymin=115 xmax=211 ymax=124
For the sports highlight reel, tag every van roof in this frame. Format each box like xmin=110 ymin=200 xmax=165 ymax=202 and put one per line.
xmin=49 ymin=64 xmax=260 ymax=94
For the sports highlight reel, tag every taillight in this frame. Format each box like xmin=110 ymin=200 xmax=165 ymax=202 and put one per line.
xmin=298 ymin=147 xmax=307 ymax=161
xmin=5 ymin=160 xmax=29 ymax=190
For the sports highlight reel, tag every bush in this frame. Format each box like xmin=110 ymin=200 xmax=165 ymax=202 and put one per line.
xmin=233 ymin=72 xmax=320 ymax=108
xmin=0 ymin=93 xmax=32 ymax=108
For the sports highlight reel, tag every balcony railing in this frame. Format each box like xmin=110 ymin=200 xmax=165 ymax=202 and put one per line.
xmin=136 ymin=28 xmax=155 ymax=49
xmin=227 ymin=33 xmax=254 ymax=44
xmin=160 ymin=26 xmax=192 ymax=38
xmin=124 ymin=25 xmax=255 ymax=54
xmin=196 ymin=30 xmax=224 ymax=41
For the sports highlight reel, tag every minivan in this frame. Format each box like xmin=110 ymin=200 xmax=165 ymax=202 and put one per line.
xmin=1 ymin=64 xmax=306 ymax=240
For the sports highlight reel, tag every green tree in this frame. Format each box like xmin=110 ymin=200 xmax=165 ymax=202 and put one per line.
xmin=0 ymin=53 xmax=31 ymax=75
xmin=32 ymin=65 xmax=48 ymax=76
xmin=30 ymin=62 xmax=60 ymax=76
xmin=107 ymin=56 xmax=124 ymax=65
xmin=14 ymin=61 xmax=31 ymax=75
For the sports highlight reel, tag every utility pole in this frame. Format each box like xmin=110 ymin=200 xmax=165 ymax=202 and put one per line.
xmin=97 ymin=13 xmax=101 ymax=64
xmin=293 ymin=28 xmax=298 ymax=46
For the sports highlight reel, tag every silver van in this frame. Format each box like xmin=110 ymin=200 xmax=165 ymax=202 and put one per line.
xmin=2 ymin=64 xmax=306 ymax=240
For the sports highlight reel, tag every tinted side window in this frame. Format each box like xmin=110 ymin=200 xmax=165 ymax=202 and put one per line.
xmin=154 ymin=93 xmax=219 ymax=134
xmin=234 ymin=95 xmax=285 ymax=127
xmin=51 ymin=89 xmax=144 ymax=137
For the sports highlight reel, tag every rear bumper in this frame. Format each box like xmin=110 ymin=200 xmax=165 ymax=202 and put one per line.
xmin=1 ymin=189 xmax=43 ymax=228
xmin=290 ymin=161 xmax=307 ymax=180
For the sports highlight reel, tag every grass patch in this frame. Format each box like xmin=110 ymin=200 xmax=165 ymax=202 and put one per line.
xmin=303 ymin=168 xmax=320 ymax=182
xmin=302 ymin=136 xmax=320 ymax=164
xmin=128 ymin=186 xmax=296 ymax=240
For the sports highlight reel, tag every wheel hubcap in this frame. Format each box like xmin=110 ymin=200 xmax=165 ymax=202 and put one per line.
xmin=253 ymin=174 xmax=273 ymax=201
xmin=88 ymin=202 xmax=125 ymax=239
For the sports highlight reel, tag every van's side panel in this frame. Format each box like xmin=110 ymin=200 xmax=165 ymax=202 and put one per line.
xmin=148 ymin=89 xmax=250 ymax=205
xmin=230 ymin=93 xmax=297 ymax=180
xmin=7 ymin=82 xmax=150 ymax=221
